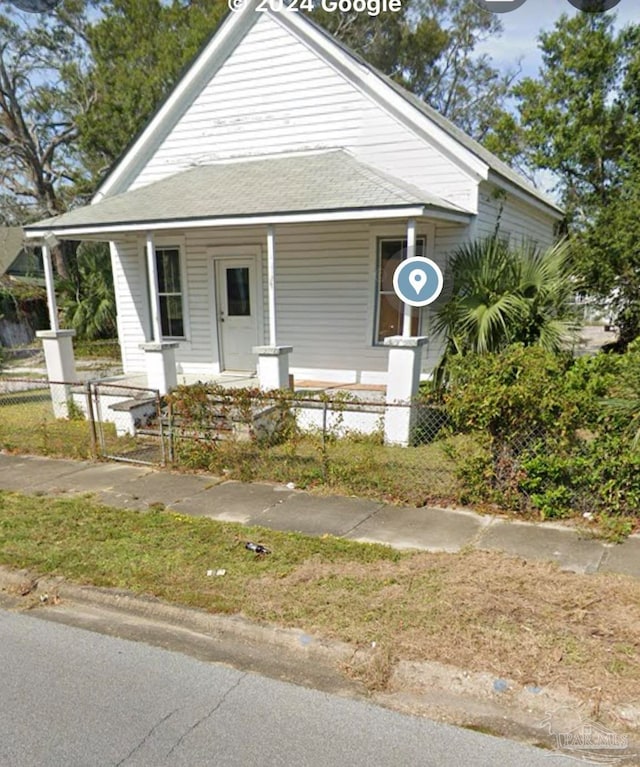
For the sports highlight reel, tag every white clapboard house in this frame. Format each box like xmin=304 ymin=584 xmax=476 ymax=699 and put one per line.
xmin=25 ymin=3 xmax=562 ymax=441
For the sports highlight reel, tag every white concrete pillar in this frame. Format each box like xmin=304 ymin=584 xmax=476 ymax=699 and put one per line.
xmin=36 ymin=329 xmax=77 ymax=418
xmin=252 ymin=346 xmax=293 ymax=391
xmin=139 ymin=341 xmax=179 ymax=395
xmin=383 ymin=335 xmax=428 ymax=447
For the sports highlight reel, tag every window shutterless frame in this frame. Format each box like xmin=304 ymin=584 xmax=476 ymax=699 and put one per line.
xmin=374 ymin=236 xmax=426 ymax=344
xmin=155 ymin=245 xmax=186 ymax=340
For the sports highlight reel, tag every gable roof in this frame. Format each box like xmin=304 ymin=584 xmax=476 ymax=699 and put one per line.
xmin=93 ymin=2 xmax=562 ymax=218
xmin=25 ymin=150 xmax=470 ymax=237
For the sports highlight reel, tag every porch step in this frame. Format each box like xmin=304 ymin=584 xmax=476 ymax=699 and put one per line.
xmin=109 ymin=397 xmax=157 ymax=412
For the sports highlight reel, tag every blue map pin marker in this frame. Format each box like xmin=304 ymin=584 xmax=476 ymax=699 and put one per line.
xmin=393 ymin=257 xmax=443 ymax=307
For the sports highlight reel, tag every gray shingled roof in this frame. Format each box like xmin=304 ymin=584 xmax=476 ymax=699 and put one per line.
xmin=25 ymin=150 xmax=468 ymax=233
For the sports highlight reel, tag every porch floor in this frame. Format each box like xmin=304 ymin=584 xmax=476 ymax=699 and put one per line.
xmin=95 ymin=372 xmax=388 ymax=401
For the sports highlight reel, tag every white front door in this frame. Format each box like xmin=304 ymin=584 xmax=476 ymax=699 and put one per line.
xmin=216 ymin=258 xmax=259 ymax=371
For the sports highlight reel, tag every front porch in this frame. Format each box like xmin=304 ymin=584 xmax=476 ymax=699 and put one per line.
xmin=24 ymin=150 xmax=469 ymax=445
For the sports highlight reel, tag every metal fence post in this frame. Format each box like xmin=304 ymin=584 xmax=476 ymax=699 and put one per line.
xmin=167 ymin=398 xmax=174 ymax=464
xmin=157 ymin=390 xmax=167 ymax=466
xmin=85 ymin=381 xmax=98 ymax=459
xmin=322 ymin=398 xmax=329 ymax=481
xmin=93 ymin=383 xmax=106 ymax=455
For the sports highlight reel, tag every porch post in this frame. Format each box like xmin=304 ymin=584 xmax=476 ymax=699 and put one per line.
xmin=42 ymin=239 xmax=59 ymax=332
xmin=145 ymin=231 xmax=162 ymax=343
xmin=402 ymin=218 xmax=416 ymax=337
xmin=254 ymin=224 xmax=293 ymax=391
xmin=140 ymin=231 xmax=178 ymax=394
xmin=267 ymin=224 xmax=277 ymax=346
xmin=36 ymin=236 xmax=78 ymax=418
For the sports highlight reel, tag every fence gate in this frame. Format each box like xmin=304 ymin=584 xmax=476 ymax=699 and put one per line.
xmin=89 ymin=382 xmax=167 ymax=466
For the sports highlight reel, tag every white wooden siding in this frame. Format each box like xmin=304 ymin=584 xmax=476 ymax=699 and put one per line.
xmin=112 ymin=219 xmax=470 ymax=381
xmin=129 ymin=13 xmax=476 ymax=211
xmin=475 ymin=183 xmax=557 ymax=248
xmin=113 ymin=191 xmax=557 ymax=381
xmin=111 ymin=239 xmax=149 ymax=373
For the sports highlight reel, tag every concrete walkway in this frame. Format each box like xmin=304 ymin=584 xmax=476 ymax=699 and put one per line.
xmin=0 ymin=453 xmax=638 ymax=579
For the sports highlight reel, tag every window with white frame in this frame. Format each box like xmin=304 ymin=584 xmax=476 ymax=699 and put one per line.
xmin=156 ymin=247 xmax=185 ymax=338
xmin=375 ymin=236 xmax=426 ymax=343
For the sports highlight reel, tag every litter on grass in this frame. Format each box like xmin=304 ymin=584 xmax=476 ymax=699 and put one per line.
xmin=245 ymin=541 xmax=271 ymax=555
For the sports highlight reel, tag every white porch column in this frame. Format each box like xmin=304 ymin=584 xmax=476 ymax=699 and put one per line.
xmin=36 ymin=238 xmax=78 ymax=418
xmin=383 ymin=335 xmax=428 ymax=447
xmin=146 ymin=231 xmax=162 ymax=343
xmin=141 ymin=231 xmax=178 ymax=393
xmin=254 ymin=225 xmax=293 ymax=390
xmin=42 ymin=239 xmax=59 ymax=332
xmin=402 ymin=218 xmax=416 ymax=337
xmin=267 ymin=224 xmax=277 ymax=346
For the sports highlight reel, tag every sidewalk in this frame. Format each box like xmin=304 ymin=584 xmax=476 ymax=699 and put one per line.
xmin=0 ymin=453 xmax=638 ymax=579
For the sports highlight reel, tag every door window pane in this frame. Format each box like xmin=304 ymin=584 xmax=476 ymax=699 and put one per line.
xmin=226 ymin=267 xmax=251 ymax=316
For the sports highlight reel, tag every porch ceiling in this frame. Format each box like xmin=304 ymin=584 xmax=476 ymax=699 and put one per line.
xmin=24 ymin=150 xmax=471 ymax=238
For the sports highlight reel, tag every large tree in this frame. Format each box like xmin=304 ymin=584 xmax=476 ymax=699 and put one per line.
xmin=77 ymin=0 xmax=227 ymax=178
xmin=312 ymin=0 xmax=515 ymax=144
xmin=0 ymin=0 xmax=95 ymax=276
xmin=504 ymin=13 xmax=640 ymax=345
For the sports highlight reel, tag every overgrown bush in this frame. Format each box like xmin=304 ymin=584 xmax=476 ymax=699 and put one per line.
xmin=167 ymin=383 xmax=298 ymax=460
xmin=441 ymin=344 xmax=640 ymax=519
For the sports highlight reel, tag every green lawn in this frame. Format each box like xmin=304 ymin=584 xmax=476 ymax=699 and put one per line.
xmin=0 ymin=388 xmax=135 ymax=459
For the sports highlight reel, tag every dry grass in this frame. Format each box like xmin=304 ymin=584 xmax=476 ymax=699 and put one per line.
xmin=1 ymin=490 xmax=639 ymax=705
xmin=245 ymin=551 xmax=640 ymax=701
xmin=173 ymin=433 xmax=462 ymax=507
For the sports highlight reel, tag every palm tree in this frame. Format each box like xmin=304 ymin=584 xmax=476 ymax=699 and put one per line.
xmin=59 ymin=242 xmax=117 ymax=340
xmin=432 ymin=237 xmax=579 ymax=386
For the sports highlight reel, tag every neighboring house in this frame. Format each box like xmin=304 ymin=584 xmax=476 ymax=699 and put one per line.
xmin=0 ymin=227 xmax=46 ymax=348
xmin=0 ymin=227 xmax=25 ymax=279
xmin=24 ymin=2 xmax=563 ymax=390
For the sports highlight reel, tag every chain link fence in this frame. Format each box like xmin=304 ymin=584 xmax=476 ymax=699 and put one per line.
xmin=0 ymin=376 xmax=165 ymax=465
xmin=0 ymin=377 xmax=95 ymax=459
xmin=0 ymin=376 xmax=447 ymax=463
xmin=1 ymin=374 xmax=624 ymax=517
xmin=90 ymin=382 xmax=166 ymax=465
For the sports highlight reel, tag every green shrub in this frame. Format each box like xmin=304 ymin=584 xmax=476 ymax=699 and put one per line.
xmin=441 ymin=344 xmax=640 ymax=521
xmin=443 ymin=345 xmax=583 ymax=447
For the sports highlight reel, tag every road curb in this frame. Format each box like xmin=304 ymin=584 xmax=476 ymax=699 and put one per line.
xmin=1 ymin=565 xmax=638 ymax=749
xmin=0 ymin=566 xmax=362 ymax=670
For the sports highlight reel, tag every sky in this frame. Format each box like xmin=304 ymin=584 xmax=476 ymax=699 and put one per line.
xmin=477 ymin=1 xmax=637 ymax=79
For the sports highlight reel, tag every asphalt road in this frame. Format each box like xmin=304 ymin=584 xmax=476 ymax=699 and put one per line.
xmin=0 ymin=610 xmax=579 ymax=767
